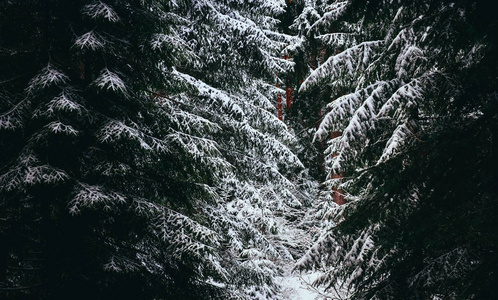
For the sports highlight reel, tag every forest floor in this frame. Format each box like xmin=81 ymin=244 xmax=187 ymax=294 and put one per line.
xmin=270 ymin=209 xmax=333 ymax=300
xmin=271 ymin=205 xmax=348 ymax=300
xmin=277 ymin=268 xmax=329 ymax=300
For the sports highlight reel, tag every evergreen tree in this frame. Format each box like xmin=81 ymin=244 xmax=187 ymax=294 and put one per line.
xmin=167 ymin=1 xmax=318 ymax=297
xmin=276 ymin=0 xmax=337 ymax=182
xmin=295 ymin=0 xmax=498 ymax=298
xmin=0 ymin=1 xmax=316 ymax=299
xmin=0 ymin=1 xmax=232 ymax=298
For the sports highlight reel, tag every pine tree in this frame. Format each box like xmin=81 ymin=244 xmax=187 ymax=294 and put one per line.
xmin=0 ymin=1 xmax=231 ymax=298
xmin=275 ymin=0 xmax=337 ymax=182
xmin=294 ymin=0 xmax=498 ymax=298
xmin=166 ymin=1 xmax=318 ymax=298
xmin=1 ymin=1 xmax=318 ymax=299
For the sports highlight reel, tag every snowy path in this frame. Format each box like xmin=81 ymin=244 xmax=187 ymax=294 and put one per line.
xmin=277 ymin=269 xmax=328 ymax=300
xmin=277 ymin=267 xmax=349 ymax=300
xmin=271 ymin=214 xmax=335 ymax=300
xmin=269 ymin=207 xmax=348 ymax=300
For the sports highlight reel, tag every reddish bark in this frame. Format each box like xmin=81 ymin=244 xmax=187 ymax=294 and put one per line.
xmin=286 ymin=86 xmax=293 ymax=110
xmin=330 ymin=131 xmax=342 ymax=139
xmin=333 ymin=190 xmax=346 ymax=205
xmin=276 ymin=82 xmax=283 ymax=121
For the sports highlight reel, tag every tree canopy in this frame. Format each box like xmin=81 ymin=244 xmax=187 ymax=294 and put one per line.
xmin=1 ymin=0 xmax=497 ymax=299
xmin=295 ymin=0 xmax=498 ymax=298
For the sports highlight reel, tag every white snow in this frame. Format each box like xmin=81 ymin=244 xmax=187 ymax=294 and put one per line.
xmin=299 ymin=41 xmax=383 ymax=93
xmin=82 ymin=1 xmax=120 ymax=23
xmin=278 ymin=271 xmax=331 ymax=300
xmin=27 ymin=64 xmax=69 ymax=93
xmin=309 ymin=1 xmax=348 ymax=31
xmin=94 ymin=68 xmax=127 ymax=95
xmin=74 ymin=31 xmax=105 ymax=50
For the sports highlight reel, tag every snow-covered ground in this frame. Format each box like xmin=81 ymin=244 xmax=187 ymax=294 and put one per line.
xmin=278 ymin=270 xmax=327 ymax=300
xmin=277 ymin=265 xmax=349 ymax=300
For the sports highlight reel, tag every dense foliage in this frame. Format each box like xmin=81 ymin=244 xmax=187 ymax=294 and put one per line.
xmin=1 ymin=0 xmax=496 ymax=299
xmin=295 ymin=0 xmax=498 ymax=299
xmin=0 ymin=1 xmax=314 ymax=299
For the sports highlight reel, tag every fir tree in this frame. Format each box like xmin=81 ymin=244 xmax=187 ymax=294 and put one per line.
xmin=167 ymin=1 xmax=318 ymax=297
xmin=295 ymin=0 xmax=498 ymax=298
xmin=0 ymin=1 xmax=230 ymax=298
xmin=0 ymin=1 xmax=317 ymax=299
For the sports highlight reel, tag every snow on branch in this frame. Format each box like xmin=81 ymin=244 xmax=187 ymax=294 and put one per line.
xmin=314 ymin=82 xmax=384 ymax=142
xmin=396 ymin=46 xmax=425 ymax=80
xmin=296 ymin=223 xmax=380 ymax=294
xmin=343 ymin=231 xmax=375 ymax=272
xmin=290 ymin=5 xmax=320 ymax=33
xmin=32 ymin=122 xmax=90 ymax=145
xmin=150 ymin=205 xmax=225 ymax=278
xmin=343 ymin=81 xmax=396 ymax=140
xmin=166 ymin=130 xmax=229 ymax=173
xmin=376 ymin=123 xmax=411 ymax=165
xmin=45 ymin=121 xmax=79 ymax=136
xmin=103 ymin=256 xmax=140 ymax=273
xmin=98 ymin=120 xmax=169 ymax=153
xmin=132 ymin=197 xmax=162 ymax=217
xmin=318 ymin=32 xmax=357 ymax=48
xmin=26 ymin=64 xmax=69 ymax=93
xmin=173 ymin=70 xmax=245 ymax=118
xmin=92 ymin=161 xmax=131 ymax=179
xmin=82 ymin=1 xmax=120 ymax=23
xmin=69 ymin=183 xmax=126 ymax=214
xmin=0 ymin=111 xmax=22 ymax=131
xmin=236 ymin=82 xmax=297 ymax=143
xmin=194 ymin=0 xmax=288 ymax=72
xmin=245 ymin=80 xmax=279 ymax=111
xmin=259 ymin=48 xmax=294 ymax=75
xmin=93 ymin=69 xmax=128 ymax=95
xmin=410 ymin=247 xmax=474 ymax=289
xmin=150 ymin=33 xmax=199 ymax=67
xmin=99 ymin=120 xmax=145 ymax=144
xmin=385 ymin=27 xmax=429 ymax=81
xmin=377 ymin=76 xmax=425 ymax=122
xmin=152 ymin=205 xmax=219 ymax=246
xmin=167 ymin=130 xmax=221 ymax=158
xmin=322 ymin=80 xmax=397 ymax=173
xmin=150 ymin=33 xmax=187 ymax=51
xmin=0 ymin=151 xmax=67 ymax=192
xmin=26 ymin=165 xmax=68 ymax=186
xmin=294 ymin=231 xmax=338 ymax=272
xmin=244 ymin=100 xmax=294 ymax=142
xmin=309 ymin=1 xmax=349 ymax=33
xmin=74 ymin=31 xmax=106 ymax=50
xmin=162 ymin=101 xmax=221 ymax=135
xmin=299 ymin=41 xmax=383 ymax=93
xmin=259 ymin=0 xmax=286 ymax=16
xmin=0 ymin=100 xmax=26 ymax=131
xmin=387 ymin=27 xmax=416 ymax=53
xmin=45 ymin=91 xmax=86 ymax=116
xmin=236 ymin=122 xmax=303 ymax=170
xmin=0 ymin=160 xmax=68 ymax=192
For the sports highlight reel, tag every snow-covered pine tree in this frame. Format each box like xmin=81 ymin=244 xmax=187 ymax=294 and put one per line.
xmin=295 ymin=0 xmax=498 ymax=298
xmin=267 ymin=0 xmax=336 ymax=195
xmin=164 ymin=1 xmax=318 ymax=298
xmin=0 ymin=1 xmax=232 ymax=298
xmin=1 ymin=0 xmax=318 ymax=299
